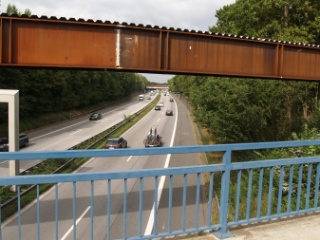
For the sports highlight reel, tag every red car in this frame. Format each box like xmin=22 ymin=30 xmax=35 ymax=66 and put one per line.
xmin=104 ymin=137 xmax=127 ymax=149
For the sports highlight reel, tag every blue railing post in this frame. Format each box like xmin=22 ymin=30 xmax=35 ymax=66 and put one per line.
xmin=213 ymin=150 xmax=233 ymax=239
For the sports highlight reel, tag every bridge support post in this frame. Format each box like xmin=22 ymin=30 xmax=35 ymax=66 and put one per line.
xmin=213 ymin=150 xmax=233 ymax=239
xmin=0 ymin=90 xmax=19 ymax=191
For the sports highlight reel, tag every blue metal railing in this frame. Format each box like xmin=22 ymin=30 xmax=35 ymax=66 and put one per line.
xmin=1 ymin=140 xmax=320 ymax=239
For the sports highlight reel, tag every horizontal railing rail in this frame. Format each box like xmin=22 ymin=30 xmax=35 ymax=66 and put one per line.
xmin=2 ymin=140 xmax=320 ymax=160
xmin=1 ymin=140 xmax=320 ymax=239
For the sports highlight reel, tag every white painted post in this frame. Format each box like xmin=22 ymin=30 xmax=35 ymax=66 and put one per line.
xmin=0 ymin=90 xmax=20 ymax=179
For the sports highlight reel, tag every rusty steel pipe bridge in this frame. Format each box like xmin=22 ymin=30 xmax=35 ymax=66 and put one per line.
xmin=1 ymin=13 xmax=320 ymax=81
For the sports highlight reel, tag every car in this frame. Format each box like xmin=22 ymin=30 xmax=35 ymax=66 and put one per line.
xmin=0 ymin=133 xmax=29 ymax=152
xmin=154 ymin=105 xmax=161 ymax=110
xmin=19 ymin=133 xmax=29 ymax=148
xmin=170 ymin=98 xmax=174 ymax=102
xmin=144 ymin=128 xmax=162 ymax=147
xmin=104 ymin=137 xmax=127 ymax=149
xmin=89 ymin=113 xmax=102 ymax=120
xmin=166 ymin=110 xmax=173 ymax=116
xmin=0 ymin=137 xmax=8 ymax=152
xmin=158 ymin=102 xmax=164 ymax=107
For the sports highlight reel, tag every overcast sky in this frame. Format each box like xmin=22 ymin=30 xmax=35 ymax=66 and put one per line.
xmin=1 ymin=0 xmax=236 ymax=83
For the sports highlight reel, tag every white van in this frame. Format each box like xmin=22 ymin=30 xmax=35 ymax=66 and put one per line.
xmin=139 ymin=95 xmax=144 ymax=101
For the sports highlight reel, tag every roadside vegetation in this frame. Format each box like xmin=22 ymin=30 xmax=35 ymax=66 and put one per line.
xmin=0 ymin=69 xmax=148 ymax=135
xmin=169 ymin=0 xmax=320 ymax=221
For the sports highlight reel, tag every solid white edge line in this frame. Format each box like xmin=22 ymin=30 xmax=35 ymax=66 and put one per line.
xmin=144 ymin=99 xmax=178 ymax=236
xmin=127 ymin=156 xmax=133 ymax=162
xmin=60 ymin=206 xmax=91 ymax=240
xmin=69 ymin=129 xmax=82 ymax=136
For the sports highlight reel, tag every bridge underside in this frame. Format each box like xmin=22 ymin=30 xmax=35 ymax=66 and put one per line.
xmin=1 ymin=14 xmax=320 ymax=81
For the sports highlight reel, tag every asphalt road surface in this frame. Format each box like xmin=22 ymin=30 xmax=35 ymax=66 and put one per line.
xmin=0 ymin=93 xmax=154 ymax=176
xmin=1 ymin=93 xmax=208 ymax=239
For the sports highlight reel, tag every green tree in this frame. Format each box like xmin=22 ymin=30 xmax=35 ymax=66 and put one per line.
xmin=210 ymin=0 xmax=320 ymax=44
xmin=183 ymin=0 xmax=320 ymax=143
xmin=168 ymin=75 xmax=196 ymax=96
xmin=0 ymin=67 xmax=146 ymax=135
xmin=190 ymin=77 xmax=284 ymax=143
xmin=6 ymin=4 xmax=32 ymax=16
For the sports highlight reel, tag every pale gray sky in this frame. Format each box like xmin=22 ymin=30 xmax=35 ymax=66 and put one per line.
xmin=1 ymin=0 xmax=236 ymax=83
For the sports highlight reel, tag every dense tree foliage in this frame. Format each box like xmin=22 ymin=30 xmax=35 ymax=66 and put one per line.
xmin=169 ymin=0 xmax=320 ymax=144
xmin=0 ymin=69 xmax=147 ymax=129
xmin=210 ymin=0 xmax=320 ymax=44
xmin=170 ymin=75 xmax=320 ymax=143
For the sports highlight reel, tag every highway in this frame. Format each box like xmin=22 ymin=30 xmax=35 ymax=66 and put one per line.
xmin=0 ymin=94 xmax=154 ymax=176
xmin=1 ymin=93 xmax=208 ymax=239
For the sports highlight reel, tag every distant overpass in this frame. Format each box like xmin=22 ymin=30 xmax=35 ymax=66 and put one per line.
xmin=146 ymin=85 xmax=168 ymax=90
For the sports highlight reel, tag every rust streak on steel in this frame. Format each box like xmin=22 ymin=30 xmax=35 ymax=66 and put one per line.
xmin=274 ymin=44 xmax=279 ymax=77
xmin=280 ymin=44 xmax=284 ymax=78
xmin=1 ymin=13 xmax=320 ymax=81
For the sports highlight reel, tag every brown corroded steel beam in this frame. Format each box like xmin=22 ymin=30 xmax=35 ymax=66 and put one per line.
xmin=1 ymin=14 xmax=320 ymax=81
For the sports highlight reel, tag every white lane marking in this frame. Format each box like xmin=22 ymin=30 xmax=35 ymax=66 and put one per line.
xmin=60 ymin=206 xmax=91 ymax=240
xmin=127 ymin=156 xmax=133 ymax=162
xmin=31 ymin=122 xmax=85 ymax=140
xmin=69 ymin=129 xmax=82 ymax=136
xmin=144 ymin=99 xmax=178 ymax=236
xmin=31 ymin=102 xmax=132 ymax=141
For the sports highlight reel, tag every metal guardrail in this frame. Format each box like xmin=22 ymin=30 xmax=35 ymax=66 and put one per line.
xmin=1 ymin=140 xmax=320 ymax=239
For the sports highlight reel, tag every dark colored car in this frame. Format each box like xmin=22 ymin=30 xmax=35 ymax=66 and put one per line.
xmin=104 ymin=137 xmax=127 ymax=149
xmin=0 ymin=137 xmax=8 ymax=152
xmin=144 ymin=128 xmax=162 ymax=147
xmin=170 ymin=98 xmax=174 ymax=102
xmin=19 ymin=133 xmax=29 ymax=148
xmin=89 ymin=113 xmax=102 ymax=120
xmin=166 ymin=110 xmax=173 ymax=116
xmin=0 ymin=133 xmax=29 ymax=152
xmin=154 ymin=105 xmax=161 ymax=110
